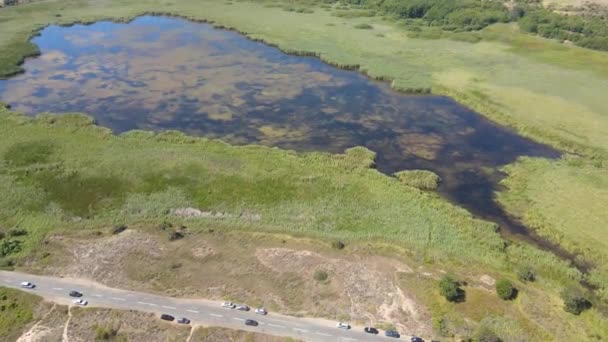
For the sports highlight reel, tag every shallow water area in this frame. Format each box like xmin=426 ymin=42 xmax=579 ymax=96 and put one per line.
xmin=0 ymin=16 xmax=560 ymax=242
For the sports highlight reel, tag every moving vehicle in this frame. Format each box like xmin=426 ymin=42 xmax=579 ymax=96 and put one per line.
xmin=236 ymin=305 xmax=250 ymax=311
xmin=20 ymin=281 xmax=35 ymax=289
xmin=385 ymin=330 xmax=400 ymax=338
xmin=245 ymin=319 xmax=258 ymax=326
xmin=69 ymin=290 xmax=83 ymax=297
xmin=222 ymin=301 xmax=236 ymax=309
xmin=160 ymin=314 xmax=175 ymax=321
xmin=177 ymin=317 xmax=190 ymax=324
xmin=254 ymin=307 xmax=267 ymax=315
xmin=73 ymin=299 xmax=88 ymax=306
xmin=337 ymin=322 xmax=351 ymax=330
xmin=364 ymin=327 xmax=379 ymax=334
xmin=411 ymin=337 xmax=424 ymax=342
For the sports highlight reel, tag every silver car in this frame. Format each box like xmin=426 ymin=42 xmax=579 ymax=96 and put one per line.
xmin=73 ymin=299 xmax=88 ymax=306
xmin=20 ymin=281 xmax=35 ymax=289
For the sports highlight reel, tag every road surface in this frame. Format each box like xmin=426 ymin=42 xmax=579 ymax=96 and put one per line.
xmin=0 ymin=270 xmax=417 ymax=342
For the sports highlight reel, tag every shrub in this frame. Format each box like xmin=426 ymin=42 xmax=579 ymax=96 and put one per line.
xmin=6 ymin=228 xmax=27 ymax=237
xmin=495 ymin=279 xmax=515 ymax=300
xmin=313 ymin=270 xmax=329 ymax=282
xmin=168 ymin=229 xmax=185 ymax=241
xmin=439 ymin=275 xmax=463 ymax=302
xmin=111 ymin=225 xmax=127 ymax=235
xmin=561 ymin=287 xmax=591 ymax=315
xmin=94 ymin=324 xmax=125 ymax=341
xmin=331 ymin=240 xmax=346 ymax=250
xmin=158 ymin=221 xmax=172 ymax=230
xmin=0 ymin=239 xmax=22 ymax=258
xmin=354 ymin=23 xmax=373 ymax=29
xmin=516 ymin=266 xmax=535 ymax=282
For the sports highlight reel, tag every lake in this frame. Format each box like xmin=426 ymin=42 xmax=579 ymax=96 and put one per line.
xmin=0 ymin=15 xmax=560 ymax=242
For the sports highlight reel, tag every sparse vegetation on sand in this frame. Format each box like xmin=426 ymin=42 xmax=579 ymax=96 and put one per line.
xmin=0 ymin=287 xmax=45 ymax=341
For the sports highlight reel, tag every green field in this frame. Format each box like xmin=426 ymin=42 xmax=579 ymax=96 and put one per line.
xmin=1 ymin=105 xmax=606 ymax=340
xmin=499 ymin=157 xmax=608 ymax=300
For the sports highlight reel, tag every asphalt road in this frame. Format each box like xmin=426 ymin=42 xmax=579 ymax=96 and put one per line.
xmin=0 ymin=270 xmax=417 ymax=342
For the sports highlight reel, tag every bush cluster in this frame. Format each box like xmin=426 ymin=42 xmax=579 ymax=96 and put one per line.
xmin=439 ymin=275 xmax=464 ymax=302
xmin=560 ymin=286 xmax=591 ymax=315
xmin=333 ymin=0 xmax=608 ymax=51
xmin=518 ymin=7 xmax=608 ymax=51
xmin=340 ymin=0 xmax=509 ymax=31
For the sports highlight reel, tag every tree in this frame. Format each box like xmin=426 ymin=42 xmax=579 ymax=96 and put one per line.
xmin=474 ymin=325 xmax=501 ymax=342
xmin=561 ymin=287 xmax=591 ymax=315
xmin=495 ymin=279 xmax=515 ymax=300
xmin=439 ymin=275 xmax=463 ymax=302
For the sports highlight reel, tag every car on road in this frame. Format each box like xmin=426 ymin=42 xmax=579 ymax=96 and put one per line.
xmin=255 ymin=307 xmax=267 ymax=315
xmin=236 ymin=305 xmax=250 ymax=311
xmin=160 ymin=314 xmax=175 ymax=321
xmin=73 ymin=299 xmax=88 ymax=306
xmin=244 ymin=319 xmax=258 ymax=327
xmin=69 ymin=290 xmax=83 ymax=297
xmin=411 ymin=337 xmax=424 ymax=342
xmin=222 ymin=301 xmax=236 ymax=309
xmin=385 ymin=330 xmax=400 ymax=338
xmin=364 ymin=327 xmax=379 ymax=334
xmin=20 ymin=281 xmax=35 ymax=289
xmin=337 ymin=322 xmax=351 ymax=330
xmin=177 ymin=317 xmax=190 ymax=324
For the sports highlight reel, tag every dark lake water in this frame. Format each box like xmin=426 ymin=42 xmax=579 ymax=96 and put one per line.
xmin=0 ymin=16 xmax=561 ymax=244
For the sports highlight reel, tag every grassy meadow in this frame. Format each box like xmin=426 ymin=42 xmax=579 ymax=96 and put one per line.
xmin=1 ymin=107 xmax=606 ymax=340
xmin=498 ymin=157 xmax=608 ymax=301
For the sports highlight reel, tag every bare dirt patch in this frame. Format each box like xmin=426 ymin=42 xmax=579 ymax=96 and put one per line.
xmin=16 ymin=304 xmax=67 ymax=342
xmin=30 ymin=230 xmax=431 ymax=336
xmin=41 ymin=229 xmax=166 ymax=290
xmin=256 ymin=248 xmax=431 ymax=336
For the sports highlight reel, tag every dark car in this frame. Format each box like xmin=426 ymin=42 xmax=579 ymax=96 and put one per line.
xmin=177 ymin=317 xmax=190 ymax=324
xmin=364 ymin=327 xmax=379 ymax=334
xmin=244 ymin=319 xmax=258 ymax=327
xmin=385 ymin=330 xmax=400 ymax=338
xmin=69 ymin=290 xmax=83 ymax=297
xmin=411 ymin=337 xmax=424 ymax=342
xmin=160 ymin=314 xmax=175 ymax=321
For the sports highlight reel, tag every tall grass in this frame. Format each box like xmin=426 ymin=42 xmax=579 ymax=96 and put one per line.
xmin=0 ymin=108 xmax=584 ymax=290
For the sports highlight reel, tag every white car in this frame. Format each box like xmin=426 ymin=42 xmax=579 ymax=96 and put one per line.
xmin=221 ymin=301 xmax=236 ymax=309
xmin=20 ymin=281 xmax=35 ymax=289
xmin=337 ymin=322 xmax=351 ymax=330
xmin=73 ymin=299 xmax=88 ymax=306
xmin=255 ymin=307 xmax=267 ymax=315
